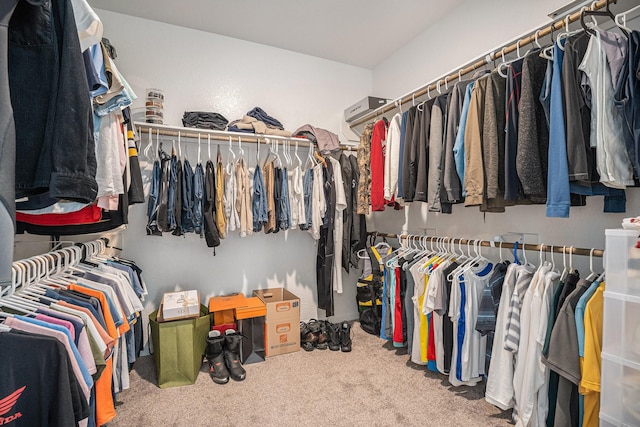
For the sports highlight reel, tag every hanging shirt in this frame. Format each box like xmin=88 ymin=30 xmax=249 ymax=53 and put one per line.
xmin=464 ymin=75 xmax=489 ymax=206
xmin=485 ymin=263 xmax=521 ymax=410
xmin=546 ymin=39 xmax=571 ymax=217
xmin=370 ymin=119 xmax=388 ymax=211
xmin=329 ymin=157 xmax=347 ymax=293
xmin=308 ymin=163 xmax=326 ymax=240
xmin=511 ymin=262 xmax=553 ymax=427
xmin=384 ymin=113 xmax=402 ymax=201
xmin=263 ymin=160 xmax=276 ymax=233
xmin=504 ymin=58 xmax=525 ymax=202
xmin=579 ymin=30 xmax=634 ymax=189
xmin=224 ymin=162 xmax=240 ymax=233
xmin=396 ymin=110 xmax=409 ymax=199
xmin=252 ymin=163 xmax=267 ymax=232
xmin=356 ymin=123 xmax=373 ymax=214
xmin=453 ymin=81 xmax=475 ymax=196
xmin=235 ymin=157 xmax=253 ymax=237
xmin=215 ymin=148 xmax=226 ymax=238
xmin=0 ymin=331 xmax=90 ymax=427
xmin=579 ymin=282 xmax=604 ymax=427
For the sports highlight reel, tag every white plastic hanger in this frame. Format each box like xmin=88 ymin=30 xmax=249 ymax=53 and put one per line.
xmin=143 ymin=128 xmax=154 ymax=160
xmin=558 ymin=12 xmax=589 ymax=51
xmin=586 ymin=248 xmax=599 ymax=281
xmin=294 ymin=141 xmax=302 ymax=167
xmin=616 ymin=4 xmax=640 ymax=33
xmin=227 ymin=136 xmax=236 ymax=167
xmin=208 ymin=135 xmax=212 ymax=161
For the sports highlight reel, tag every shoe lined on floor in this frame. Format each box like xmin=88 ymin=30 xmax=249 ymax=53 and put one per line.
xmin=316 ymin=321 xmax=329 ymax=350
xmin=327 ymin=321 xmax=341 ymax=351
xmin=340 ymin=322 xmax=352 ymax=352
xmin=224 ymin=329 xmax=247 ymax=381
xmin=206 ymin=330 xmax=230 ymax=384
xmin=300 ymin=321 xmax=316 ymax=351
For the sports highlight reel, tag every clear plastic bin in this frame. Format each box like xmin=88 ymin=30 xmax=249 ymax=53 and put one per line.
xmin=605 ymin=229 xmax=640 ymax=298
xmin=600 ymin=353 xmax=640 ymax=426
xmin=603 ymin=292 xmax=640 ymax=365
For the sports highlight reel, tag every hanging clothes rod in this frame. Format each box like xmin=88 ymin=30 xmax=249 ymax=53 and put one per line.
xmin=349 ymin=0 xmax=615 ymax=128
xmin=135 ymin=122 xmax=314 ymax=146
xmin=369 ymin=232 xmax=604 ymax=258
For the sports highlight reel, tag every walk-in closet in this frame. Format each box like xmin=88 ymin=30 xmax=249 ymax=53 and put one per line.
xmin=2 ymin=0 xmax=640 ymax=425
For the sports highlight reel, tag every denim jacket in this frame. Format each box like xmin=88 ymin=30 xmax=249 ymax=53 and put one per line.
xmin=9 ymin=0 xmax=98 ymax=202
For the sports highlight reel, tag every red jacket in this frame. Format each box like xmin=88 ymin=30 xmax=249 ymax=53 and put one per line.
xmin=370 ymin=119 xmax=388 ymax=211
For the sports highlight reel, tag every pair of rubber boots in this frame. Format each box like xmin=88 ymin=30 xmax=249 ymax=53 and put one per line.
xmin=205 ymin=329 xmax=246 ymax=384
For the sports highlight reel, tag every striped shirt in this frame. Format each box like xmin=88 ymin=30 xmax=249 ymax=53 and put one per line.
xmin=503 ymin=265 xmax=535 ymax=353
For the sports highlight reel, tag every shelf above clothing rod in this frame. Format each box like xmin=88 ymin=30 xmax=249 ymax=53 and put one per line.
xmin=349 ymin=0 xmax=615 ymax=128
xmin=369 ymin=232 xmax=604 ymax=258
xmin=134 ymin=122 xmax=314 ymax=147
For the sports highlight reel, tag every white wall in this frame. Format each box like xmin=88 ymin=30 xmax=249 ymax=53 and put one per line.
xmin=368 ymin=0 xmax=640 ymax=275
xmin=96 ymin=9 xmax=372 ymax=322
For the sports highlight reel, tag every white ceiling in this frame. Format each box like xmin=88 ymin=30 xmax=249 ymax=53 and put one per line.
xmin=88 ymin=0 xmax=466 ymax=69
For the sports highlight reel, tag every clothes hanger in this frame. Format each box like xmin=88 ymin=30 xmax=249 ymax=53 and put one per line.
xmin=227 ymin=136 xmax=236 ymax=168
xmin=143 ymin=128 xmax=154 ymax=161
xmin=294 ymin=141 xmax=302 ymax=167
xmin=585 ymin=248 xmax=599 ymax=281
xmin=197 ymin=133 xmax=202 ymax=165
xmin=558 ymin=13 xmax=586 ymax=51
xmin=560 ymin=245 xmax=568 ymax=281
xmin=208 ymin=134 xmax=212 ymax=162
xmin=498 ymin=41 xmax=525 ymax=77
xmin=539 ymin=28 xmax=555 ymax=60
xmin=304 ymin=141 xmax=316 ymax=169
xmin=616 ymin=4 xmax=640 ymax=33
xmin=238 ymin=136 xmax=245 ymax=163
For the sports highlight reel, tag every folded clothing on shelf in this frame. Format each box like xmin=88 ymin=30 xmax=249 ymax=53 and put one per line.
xmin=182 ymin=111 xmax=229 ymax=131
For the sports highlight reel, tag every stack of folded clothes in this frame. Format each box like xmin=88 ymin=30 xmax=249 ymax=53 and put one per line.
xmin=182 ymin=111 xmax=229 ymax=130
xmin=227 ymin=107 xmax=291 ymax=137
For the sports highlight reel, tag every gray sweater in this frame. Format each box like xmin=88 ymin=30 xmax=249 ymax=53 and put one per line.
xmin=516 ymin=52 xmax=549 ymax=204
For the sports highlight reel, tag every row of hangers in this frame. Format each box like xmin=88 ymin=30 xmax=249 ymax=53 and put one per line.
xmin=142 ymin=128 xmax=320 ymax=170
xmin=0 ymin=240 xmax=111 ymax=320
xmin=368 ymin=233 xmax=604 ymax=283
xmin=381 ymin=1 xmax=640 ymax=117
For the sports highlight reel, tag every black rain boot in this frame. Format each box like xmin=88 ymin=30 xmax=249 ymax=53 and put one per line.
xmin=340 ymin=322 xmax=352 ymax=352
xmin=224 ymin=329 xmax=247 ymax=381
xmin=206 ymin=330 xmax=230 ymax=384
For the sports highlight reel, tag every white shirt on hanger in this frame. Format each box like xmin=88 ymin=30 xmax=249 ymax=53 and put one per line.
xmin=384 ymin=113 xmax=402 ymax=200
xmin=308 ymin=164 xmax=325 ymax=240
xmin=330 ymin=157 xmax=347 ymax=294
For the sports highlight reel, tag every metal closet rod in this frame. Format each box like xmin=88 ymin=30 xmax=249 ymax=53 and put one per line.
xmin=134 ymin=122 xmax=314 ymax=147
xmin=350 ymin=0 xmax=614 ymax=128
xmin=369 ymin=232 xmax=604 ymax=258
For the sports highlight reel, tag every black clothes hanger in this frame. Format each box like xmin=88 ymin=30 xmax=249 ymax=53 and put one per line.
xmin=581 ymin=0 xmax=629 ymax=37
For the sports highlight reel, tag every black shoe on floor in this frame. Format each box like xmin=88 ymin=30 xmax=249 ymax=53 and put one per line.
xmin=326 ymin=321 xmax=341 ymax=351
xmin=224 ymin=329 xmax=246 ymax=381
xmin=340 ymin=322 xmax=352 ymax=352
xmin=206 ymin=330 xmax=230 ymax=384
xmin=300 ymin=321 xmax=316 ymax=351
xmin=316 ymin=321 xmax=329 ymax=350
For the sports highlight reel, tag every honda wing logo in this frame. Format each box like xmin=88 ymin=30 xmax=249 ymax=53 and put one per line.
xmin=0 ymin=386 xmax=25 ymax=425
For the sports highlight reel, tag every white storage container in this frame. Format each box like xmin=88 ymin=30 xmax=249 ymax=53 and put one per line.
xmin=603 ymin=230 xmax=640 ymax=426
xmin=605 ymin=229 xmax=640 ymax=298
xmin=603 ymin=292 xmax=640 ymax=365
xmin=600 ymin=354 xmax=640 ymax=426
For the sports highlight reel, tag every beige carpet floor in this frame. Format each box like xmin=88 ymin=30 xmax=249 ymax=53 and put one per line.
xmin=108 ymin=322 xmax=512 ymax=427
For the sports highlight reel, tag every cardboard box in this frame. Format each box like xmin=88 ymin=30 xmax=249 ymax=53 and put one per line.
xmin=161 ymin=290 xmax=200 ymax=321
xmin=253 ymin=288 xmax=300 ymax=357
xmin=209 ymin=293 xmax=247 ymax=326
